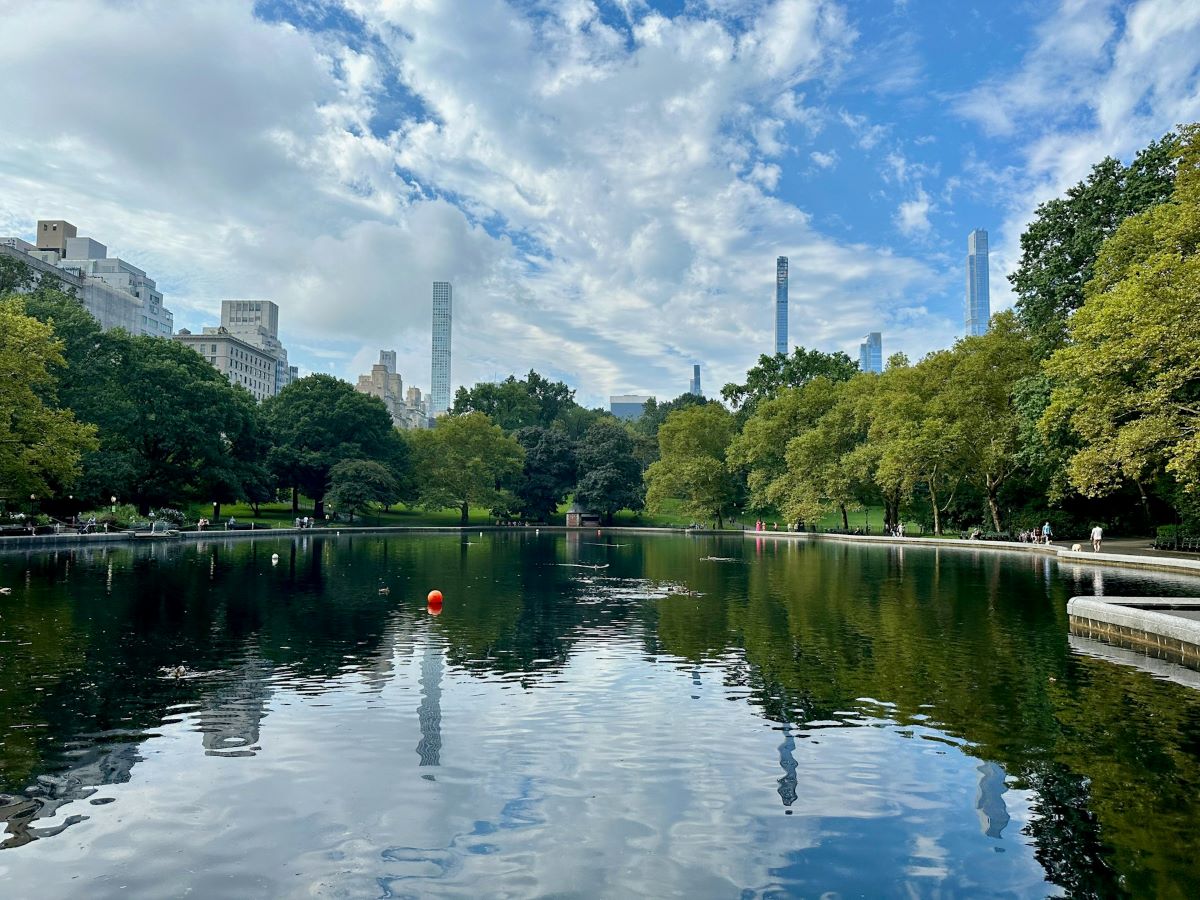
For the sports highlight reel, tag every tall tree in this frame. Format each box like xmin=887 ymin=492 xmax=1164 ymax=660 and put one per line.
xmin=326 ymin=459 xmax=400 ymax=522
xmin=1012 ymin=132 xmax=1177 ymax=355
xmin=451 ymin=370 xmax=576 ymax=432
xmin=726 ymin=378 xmax=842 ymax=514
xmin=574 ymin=419 xmax=644 ymax=524
xmin=939 ymin=312 xmax=1036 ymax=532
xmin=0 ymin=298 xmax=97 ymax=504
xmin=408 ymin=412 xmax=524 ymax=524
xmin=1044 ymin=124 xmax=1200 ymax=505
xmin=645 ymin=404 xmax=740 ymax=528
xmin=513 ymin=426 xmax=577 ymax=522
xmin=261 ymin=374 xmax=399 ymax=518
xmin=721 ymin=346 xmax=858 ymax=416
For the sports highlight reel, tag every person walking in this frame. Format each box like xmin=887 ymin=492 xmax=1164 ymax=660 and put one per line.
xmin=1041 ymin=521 xmax=1053 ymax=545
xmin=1090 ymin=524 xmax=1103 ymax=552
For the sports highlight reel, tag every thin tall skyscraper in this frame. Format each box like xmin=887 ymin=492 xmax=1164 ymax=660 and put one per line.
xmin=965 ymin=229 xmax=990 ymax=336
xmin=858 ymin=332 xmax=882 ymax=373
xmin=775 ymin=256 xmax=789 ymax=355
xmin=689 ymin=364 xmax=702 ymax=396
xmin=430 ymin=281 xmax=452 ymax=415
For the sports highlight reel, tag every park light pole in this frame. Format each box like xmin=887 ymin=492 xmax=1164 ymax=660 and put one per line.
xmin=111 ymin=495 xmax=117 ymax=514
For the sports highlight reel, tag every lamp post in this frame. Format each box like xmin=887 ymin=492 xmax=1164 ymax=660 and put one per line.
xmin=110 ymin=495 xmax=117 ymax=514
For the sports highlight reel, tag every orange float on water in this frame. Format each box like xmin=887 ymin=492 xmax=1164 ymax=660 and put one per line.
xmin=427 ymin=603 xmax=443 ymax=617
xmin=427 ymin=589 xmax=443 ymax=604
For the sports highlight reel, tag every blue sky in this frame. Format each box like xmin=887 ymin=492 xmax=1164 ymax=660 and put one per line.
xmin=1 ymin=0 xmax=1198 ymax=407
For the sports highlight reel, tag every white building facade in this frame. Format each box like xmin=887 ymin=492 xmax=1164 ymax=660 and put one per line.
xmin=174 ymin=299 xmax=297 ymax=402
xmin=1 ymin=219 xmax=174 ymax=337
xmin=355 ymin=350 xmax=430 ymax=429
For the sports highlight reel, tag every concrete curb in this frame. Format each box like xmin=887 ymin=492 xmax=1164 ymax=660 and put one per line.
xmin=1067 ymin=596 xmax=1200 ymax=667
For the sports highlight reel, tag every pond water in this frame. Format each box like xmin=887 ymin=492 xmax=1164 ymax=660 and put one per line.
xmin=1 ymin=532 xmax=1199 ymax=898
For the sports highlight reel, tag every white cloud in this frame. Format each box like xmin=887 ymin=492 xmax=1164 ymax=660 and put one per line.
xmin=895 ymin=187 xmax=933 ymax=236
xmin=810 ymin=150 xmax=838 ymax=169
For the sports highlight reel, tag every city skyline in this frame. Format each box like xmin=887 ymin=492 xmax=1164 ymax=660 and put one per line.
xmin=2 ymin=2 xmax=1197 ymax=407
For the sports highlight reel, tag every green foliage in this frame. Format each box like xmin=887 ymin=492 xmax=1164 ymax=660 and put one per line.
xmin=0 ymin=297 xmax=97 ymax=501
xmin=408 ymin=412 xmax=524 ymax=524
xmin=574 ymin=419 xmax=644 ymax=524
xmin=513 ymin=426 xmax=577 ymax=522
xmin=326 ymin=459 xmax=401 ymax=521
xmin=1012 ymin=132 xmax=1177 ymax=355
xmin=1045 ymin=123 xmax=1200 ymax=499
xmin=261 ymin=374 xmax=400 ymax=514
xmin=645 ymin=404 xmax=740 ymax=527
xmin=451 ymin=370 xmax=575 ymax=431
xmin=721 ymin=346 xmax=859 ymax=415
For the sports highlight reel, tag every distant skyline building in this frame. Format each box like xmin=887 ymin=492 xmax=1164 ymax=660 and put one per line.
xmin=610 ymin=394 xmax=652 ymax=421
xmin=775 ymin=256 xmax=789 ymax=355
xmin=689 ymin=364 xmax=702 ymax=396
xmin=966 ymin=229 xmax=990 ymax=336
xmin=858 ymin=332 xmax=883 ymax=373
xmin=355 ymin=349 xmax=429 ymax=429
xmin=174 ymin=299 xmax=296 ymax=402
xmin=1 ymin=219 xmax=174 ymax=337
xmin=430 ymin=281 xmax=452 ymax=416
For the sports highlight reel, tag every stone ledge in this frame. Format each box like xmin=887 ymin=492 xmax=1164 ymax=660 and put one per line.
xmin=1068 ymin=596 xmax=1200 ymax=670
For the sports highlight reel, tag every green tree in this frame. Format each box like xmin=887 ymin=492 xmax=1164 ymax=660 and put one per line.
xmin=574 ymin=419 xmax=644 ymax=524
xmin=645 ymin=404 xmax=740 ymax=527
xmin=0 ymin=298 xmax=97 ymax=504
xmin=771 ymin=377 xmax=875 ymax=530
xmin=451 ymin=370 xmax=575 ymax=432
xmin=939 ymin=312 xmax=1037 ymax=532
xmin=326 ymin=459 xmax=400 ymax=522
xmin=513 ymin=426 xmax=577 ymax=522
xmin=1044 ymin=124 xmax=1200 ymax=503
xmin=1012 ymin=132 xmax=1177 ymax=355
xmin=261 ymin=374 xmax=400 ymax=518
xmin=721 ymin=346 xmax=858 ymax=416
xmin=726 ymin=378 xmax=842 ymax=515
xmin=408 ymin=412 xmax=524 ymax=524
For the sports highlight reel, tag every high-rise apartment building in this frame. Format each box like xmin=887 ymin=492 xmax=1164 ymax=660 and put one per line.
xmin=431 ymin=282 xmax=452 ymax=416
xmin=858 ymin=332 xmax=883 ymax=373
xmin=775 ymin=256 xmax=789 ymax=355
xmin=1 ymin=219 xmax=174 ymax=337
xmin=966 ymin=229 xmax=990 ymax=336
xmin=355 ymin=350 xmax=430 ymax=429
xmin=174 ymin=299 xmax=296 ymax=402
xmin=689 ymin=364 xmax=702 ymax=396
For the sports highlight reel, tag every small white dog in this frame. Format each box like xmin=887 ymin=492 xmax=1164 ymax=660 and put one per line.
xmin=1070 ymin=543 xmax=1082 ymax=552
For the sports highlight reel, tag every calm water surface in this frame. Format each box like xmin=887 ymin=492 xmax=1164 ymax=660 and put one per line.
xmin=1 ymin=533 xmax=1200 ymax=898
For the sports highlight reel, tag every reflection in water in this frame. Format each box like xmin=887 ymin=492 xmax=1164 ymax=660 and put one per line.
xmin=975 ymin=761 xmax=1010 ymax=838
xmin=416 ymin=639 xmax=443 ymax=770
xmin=1 ymin=533 xmax=1200 ymax=897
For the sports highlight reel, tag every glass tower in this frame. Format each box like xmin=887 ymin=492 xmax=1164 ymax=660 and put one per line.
xmin=775 ymin=256 xmax=789 ymax=355
xmin=431 ymin=281 xmax=452 ymax=415
xmin=965 ymin=229 xmax=990 ymax=336
xmin=858 ymin=332 xmax=882 ymax=373
xmin=689 ymin=364 xmax=702 ymax=396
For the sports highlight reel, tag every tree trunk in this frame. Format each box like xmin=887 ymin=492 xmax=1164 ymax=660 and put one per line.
xmin=213 ymin=501 xmax=221 ymax=522
xmin=928 ymin=480 xmax=940 ymax=535
xmin=716 ymin=511 xmax=724 ymax=529
xmin=840 ymin=503 xmax=848 ymax=530
xmin=984 ymin=489 xmax=1003 ymax=532
xmin=1134 ymin=478 xmax=1152 ymax=530
xmin=314 ymin=498 xmax=325 ymax=519
xmin=460 ymin=501 xmax=469 ymax=526
xmin=291 ymin=486 xmax=299 ymax=514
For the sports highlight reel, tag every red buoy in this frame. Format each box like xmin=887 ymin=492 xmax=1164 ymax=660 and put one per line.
xmin=427 ymin=602 xmax=443 ymax=617
xmin=427 ymin=589 xmax=443 ymax=604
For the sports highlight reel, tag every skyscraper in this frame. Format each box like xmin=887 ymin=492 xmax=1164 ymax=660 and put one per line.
xmin=858 ymin=332 xmax=882 ymax=373
xmin=431 ymin=282 xmax=452 ymax=415
xmin=965 ymin=229 xmax=990 ymax=336
xmin=690 ymin=364 xmax=702 ymax=396
xmin=775 ymin=256 xmax=789 ymax=355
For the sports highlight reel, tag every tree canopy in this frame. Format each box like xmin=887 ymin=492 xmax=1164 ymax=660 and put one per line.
xmin=645 ymin=404 xmax=740 ymax=527
xmin=721 ymin=347 xmax=859 ymax=415
xmin=513 ymin=426 xmax=577 ymax=522
xmin=408 ymin=412 xmax=524 ymax=524
xmin=574 ymin=419 xmax=644 ymax=524
xmin=0 ymin=298 xmax=97 ymax=504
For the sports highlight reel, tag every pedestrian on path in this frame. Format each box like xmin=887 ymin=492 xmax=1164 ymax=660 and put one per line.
xmin=1042 ymin=521 xmax=1053 ymax=544
xmin=1090 ymin=524 xmax=1103 ymax=552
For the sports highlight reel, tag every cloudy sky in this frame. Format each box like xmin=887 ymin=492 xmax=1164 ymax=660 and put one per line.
xmin=2 ymin=0 xmax=1198 ymax=407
